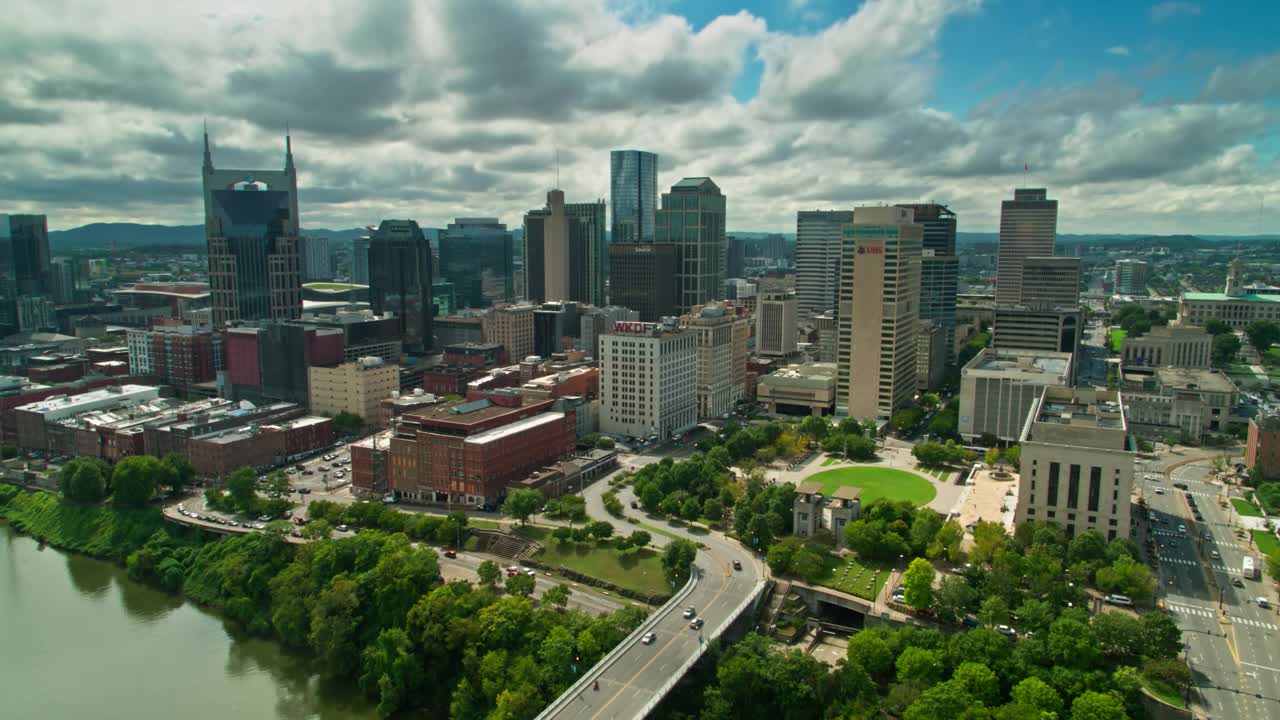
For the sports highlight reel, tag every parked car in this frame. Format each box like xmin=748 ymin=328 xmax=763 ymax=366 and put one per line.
xmin=732 ymin=560 xmax=742 ymax=571
xmin=443 ymin=549 xmax=457 ymax=559
xmin=1104 ymin=594 xmax=1133 ymax=607
xmin=995 ymin=624 xmax=1017 ymax=637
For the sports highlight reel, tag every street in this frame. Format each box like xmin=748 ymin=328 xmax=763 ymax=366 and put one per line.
xmin=1139 ymin=455 xmax=1279 ymax=720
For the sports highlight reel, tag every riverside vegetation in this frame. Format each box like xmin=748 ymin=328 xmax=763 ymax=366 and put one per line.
xmin=0 ymin=478 xmax=645 ymax=718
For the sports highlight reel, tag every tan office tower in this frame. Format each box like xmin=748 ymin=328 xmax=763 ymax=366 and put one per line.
xmin=485 ymin=304 xmax=536 ymax=361
xmin=836 ymin=207 xmax=922 ymax=420
xmin=523 ymin=189 xmax=570 ymax=302
xmin=756 ymin=292 xmax=798 ymax=356
xmin=995 ymin=188 xmax=1058 ymax=305
xmin=1020 ymin=257 xmax=1080 ymax=308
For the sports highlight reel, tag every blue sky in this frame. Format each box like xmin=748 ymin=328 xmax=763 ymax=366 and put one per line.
xmin=3 ymin=0 xmax=1278 ymax=234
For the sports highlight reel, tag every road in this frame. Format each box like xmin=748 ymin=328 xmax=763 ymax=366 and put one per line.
xmin=1139 ymin=456 xmax=1280 ymax=720
xmin=540 ymin=464 xmax=764 ymax=720
xmin=1078 ymin=319 xmax=1111 ymax=387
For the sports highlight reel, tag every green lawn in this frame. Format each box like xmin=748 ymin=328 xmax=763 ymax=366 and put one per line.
xmin=517 ymin=526 xmax=669 ymax=596
xmin=1252 ymin=529 xmax=1280 ymax=558
xmin=806 ymin=466 xmax=937 ymax=506
xmin=1140 ymin=677 xmax=1185 ymax=708
xmin=1110 ymin=328 xmax=1127 ymax=353
xmin=1232 ymin=497 xmax=1265 ymax=517
xmin=815 ymin=554 xmax=891 ymax=600
xmin=303 ymin=282 xmax=363 ymax=291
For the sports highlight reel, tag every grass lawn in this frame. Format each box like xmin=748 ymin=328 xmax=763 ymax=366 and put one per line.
xmin=821 ymin=456 xmax=842 ymax=467
xmin=1111 ymin=328 xmax=1127 ymax=353
xmin=302 ymin=282 xmax=363 ymax=291
xmin=806 ymin=466 xmax=937 ymax=506
xmin=1252 ymin=529 xmax=1280 ymax=558
xmin=1232 ymin=497 xmax=1265 ymax=517
xmin=815 ymin=554 xmax=891 ymax=600
xmin=516 ymin=526 xmax=670 ymax=596
xmin=917 ymin=466 xmax=952 ymax=481
xmin=468 ymin=518 xmax=502 ymax=530
xmin=1140 ymin=677 xmax=1185 ymax=707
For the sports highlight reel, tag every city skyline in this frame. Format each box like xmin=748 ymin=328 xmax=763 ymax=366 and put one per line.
xmin=2 ymin=1 xmax=1277 ymax=236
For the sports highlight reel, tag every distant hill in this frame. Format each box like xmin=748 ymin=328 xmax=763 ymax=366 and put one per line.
xmin=49 ymin=223 xmax=368 ymax=251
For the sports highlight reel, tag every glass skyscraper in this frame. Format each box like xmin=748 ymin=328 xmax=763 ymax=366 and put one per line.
xmin=369 ymin=219 xmax=433 ymax=354
xmin=438 ymin=218 xmax=514 ymax=309
xmin=655 ymin=177 xmax=726 ymax=315
xmin=610 ymin=150 xmax=657 ymax=245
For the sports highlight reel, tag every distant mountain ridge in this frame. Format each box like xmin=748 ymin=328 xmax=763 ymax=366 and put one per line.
xmin=48 ymin=223 xmax=369 ymax=251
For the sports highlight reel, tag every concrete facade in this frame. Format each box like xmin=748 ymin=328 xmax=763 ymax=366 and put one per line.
xmin=915 ymin=319 xmax=948 ymax=391
xmin=758 ymin=363 xmax=838 ymax=416
xmin=684 ymin=303 xmax=748 ymax=420
xmin=795 ymin=210 xmax=854 ymax=317
xmin=485 ymin=304 xmax=536 ymax=362
xmin=1020 ymin=257 xmax=1080 ymax=309
xmin=308 ymin=357 xmax=399 ymax=425
xmin=599 ymin=321 xmax=696 ymax=441
xmin=958 ymin=347 xmax=1072 ymax=442
xmin=756 ymin=292 xmax=797 ymax=357
xmin=793 ymin=481 xmax=862 ymax=549
xmin=1115 ymin=259 xmax=1149 ymax=295
xmin=1121 ymin=367 xmax=1238 ymax=442
xmin=1121 ymin=324 xmax=1212 ymax=369
xmin=992 ymin=305 xmax=1082 ymax=358
xmin=1017 ymin=386 xmax=1134 ymax=541
xmin=995 ymin=188 xmax=1058 ymax=306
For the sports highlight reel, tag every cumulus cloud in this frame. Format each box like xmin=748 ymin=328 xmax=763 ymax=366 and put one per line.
xmin=0 ymin=0 xmax=1274 ymax=236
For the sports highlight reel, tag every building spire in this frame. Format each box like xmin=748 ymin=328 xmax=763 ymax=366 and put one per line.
xmin=202 ymin=118 xmax=213 ymax=172
xmin=285 ymin=122 xmax=295 ymax=173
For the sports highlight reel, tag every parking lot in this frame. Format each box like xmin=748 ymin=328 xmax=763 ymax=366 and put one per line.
xmin=282 ymin=441 xmax=357 ymax=497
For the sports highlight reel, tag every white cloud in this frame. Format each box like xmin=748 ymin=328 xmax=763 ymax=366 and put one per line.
xmin=1151 ymin=2 xmax=1200 ymax=23
xmin=0 ymin=0 xmax=1274 ymax=237
xmin=1106 ymin=46 xmax=1132 ymax=56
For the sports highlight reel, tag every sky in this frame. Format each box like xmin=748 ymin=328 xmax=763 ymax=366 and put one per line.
xmin=2 ymin=0 xmax=1278 ymax=235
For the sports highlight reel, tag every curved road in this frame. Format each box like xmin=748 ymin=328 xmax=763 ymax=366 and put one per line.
xmin=543 ymin=466 xmax=765 ymax=720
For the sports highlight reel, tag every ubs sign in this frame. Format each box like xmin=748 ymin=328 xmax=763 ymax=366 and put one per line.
xmin=612 ymin=321 xmax=654 ymax=335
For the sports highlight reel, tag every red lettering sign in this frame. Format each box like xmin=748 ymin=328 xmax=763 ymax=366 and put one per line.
xmin=613 ymin=321 xmax=652 ymax=334
xmin=863 ymin=245 xmax=883 ymax=254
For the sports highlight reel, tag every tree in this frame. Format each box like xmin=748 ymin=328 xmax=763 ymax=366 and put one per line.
xmin=59 ymin=458 xmax=106 ymax=504
xmin=801 ymin=415 xmax=829 ymax=441
xmin=359 ymin=627 xmax=422 ymax=717
xmin=160 ymin=453 xmax=194 ymax=493
xmin=626 ymin=530 xmax=651 ymax=549
xmin=978 ymin=595 xmax=1010 ymax=627
xmin=1245 ymin=320 xmax=1280 ymax=355
xmin=1010 ymin=677 xmax=1063 ymax=717
xmin=920 ymin=393 xmax=940 ymax=412
xmin=1139 ymin=611 xmax=1183 ymax=659
xmin=1212 ymin=332 xmax=1241 ymax=365
xmin=681 ymin=496 xmax=702 ymax=521
xmin=1096 ymin=554 xmax=1156 ymax=598
xmin=984 ymin=447 xmax=1000 ymax=467
xmin=558 ymin=494 xmax=587 ymax=521
xmin=844 ymin=433 xmax=878 ymax=461
xmin=586 ymin=520 xmax=614 ymax=539
xmin=1069 ymin=691 xmax=1127 ymax=720
xmin=702 ymin=498 xmax=724 ymax=523
xmin=502 ymin=488 xmax=543 ymax=526
xmin=543 ymin=583 xmax=571 ymax=610
xmin=932 ymin=575 xmax=976 ymax=624
xmin=904 ymin=680 xmax=973 ymax=720
xmin=109 ymin=455 xmax=160 ymax=509
xmin=896 ymin=646 xmax=944 ymax=685
xmin=892 ymin=407 xmax=922 ymax=433
xmin=971 ymin=520 xmax=1007 ymax=566
xmin=264 ymin=469 xmax=291 ymax=498
xmin=847 ymin=630 xmax=895 ymax=679
xmin=224 ymin=467 xmax=258 ymax=512
xmin=309 ymin=575 xmax=362 ymax=676
xmin=477 ymin=560 xmax=501 ymax=587
xmin=595 ymin=435 xmax=616 ymax=450
xmin=1004 ymin=445 xmax=1020 ymax=468
xmin=505 ymin=572 xmax=536 ymax=596
xmin=902 ymin=558 xmax=936 ymax=610
xmin=927 ymin=520 xmax=964 ymax=562
xmin=662 ymin=538 xmax=697 ymax=584
xmin=953 ymin=662 xmax=1000 ymax=705
xmin=1204 ymin=319 xmax=1232 ymax=336
xmin=301 ymin=518 xmax=333 ymax=540
xmin=331 ymin=411 xmax=365 ymax=436
xmin=1092 ymin=611 xmax=1142 ymax=657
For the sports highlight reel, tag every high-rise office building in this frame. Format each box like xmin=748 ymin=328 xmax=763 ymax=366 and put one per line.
xmin=202 ymin=131 xmax=302 ymax=326
xmin=599 ymin=320 xmax=696 ymax=441
xmin=796 ymin=210 xmax=855 ymax=317
xmin=1115 ymin=259 xmax=1149 ymax=295
xmin=50 ymin=257 xmax=81 ymax=305
xmin=610 ymin=150 xmax=657 ymax=245
xmin=684 ymin=302 xmax=749 ymax=420
xmin=1020 ymin=257 xmax=1080 ymax=308
xmin=835 ymin=207 xmax=921 ymax=419
xmin=897 ymin=204 xmax=957 ymax=364
xmin=725 ymin=235 xmax=746 ymax=279
xmin=524 ymin=191 xmax=606 ymax=306
xmin=486 ymin=304 xmax=536 ymax=361
xmin=439 ymin=218 xmax=514 ymax=308
xmin=566 ymin=199 xmax=606 ymax=307
xmin=0 ymin=213 xmax=51 ymax=330
xmin=368 ymin=220 xmax=433 ymax=354
xmin=301 ymin=236 xmax=332 ymax=281
xmin=756 ymin=292 xmax=798 ymax=357
xmin=656 ymin=177 xmax=726 ymax=315
xmin=351 ymin=235 xmax=370 ymax=285
xmin=995 ymin=188 xmax=1058 ymax=306
xmin=608 ymin=243 xmax=678 ymax=322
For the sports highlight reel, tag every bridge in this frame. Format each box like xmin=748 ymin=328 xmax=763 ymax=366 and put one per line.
xmin=537 ymin=488 xmax=767 ymax=720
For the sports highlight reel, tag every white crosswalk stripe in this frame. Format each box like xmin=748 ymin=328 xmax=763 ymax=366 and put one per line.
xmin=1234 ymin=617 xmax=1278 ymax=631
xmin=1166 ymin=604 xmax=1279 ymax=630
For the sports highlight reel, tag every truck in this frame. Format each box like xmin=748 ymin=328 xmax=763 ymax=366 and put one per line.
xmin=1242 ymin=556 xmax=1258 ymax=580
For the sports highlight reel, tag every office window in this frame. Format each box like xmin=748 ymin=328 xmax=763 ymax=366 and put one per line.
xmin=1067 ymin=464 xmax=1081 ymax=509
xmin=1088 ymin=467 xmax=1101 ymax=512
xmin=1047 ymin=462 xmax=1060 ymax=506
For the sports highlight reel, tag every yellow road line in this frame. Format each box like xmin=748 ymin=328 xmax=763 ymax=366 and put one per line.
xmin=590 ymin=551 xmax=735 ymax=720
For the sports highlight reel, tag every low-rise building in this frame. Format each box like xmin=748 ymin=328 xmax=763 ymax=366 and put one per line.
xmin=14 ymin=384 xmax=163 ymax=453
xmin=308 ymin=357 xmax=399 ymax=425
xmin=379 ymin=389 xmax=440 ymax=429
xmin=188 ymin=415 xmax=333 ymax=479
xmin=793 ymin=481 xmax=862 ymax=549
xmin=1246 ymin=412 xmax=1280 ymax=481
xmin=757 ymin=363 xmax=838 ymax=417
xmin=1179 ymin=260 xmax=1280 ymax=329
xmin=1121 ymin=367 xmax=1238 ymax=442
xmin=958 ymin=348 xmax=1072 ymax=443
xmin=1017 ymin=386 xmax=1134 ymax=541
xmin=1120 ymin=324 xmax=1212 ymax=369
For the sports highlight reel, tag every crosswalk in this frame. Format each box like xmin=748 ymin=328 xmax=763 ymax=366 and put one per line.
xmin=1159 ymin=556 xmax=1241 ymax=575
xmin=1167 ymin=603 xmax=1279 ymax=630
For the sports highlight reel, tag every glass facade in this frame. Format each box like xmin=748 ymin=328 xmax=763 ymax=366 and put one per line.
xmin=210 ymin=188 xmax=293 ymax=322
xmin=610 ymin=150 xmax=657 ymax=245
xmin=439 ymin=218 xmax=514 ymax=309
xmin=368 ymin=220 xmax=434 ymax=354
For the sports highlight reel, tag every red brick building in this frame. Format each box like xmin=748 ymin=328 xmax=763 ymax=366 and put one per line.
xmin=188 ymin=415 xmax=333 ymax=479
xmin=127 ymin=323 xmax=222 ymax=393
xmin=376 ymin=397 xmax=575 ymax=506
xmin=1246 ymin=414 xmax=1280 ymax=481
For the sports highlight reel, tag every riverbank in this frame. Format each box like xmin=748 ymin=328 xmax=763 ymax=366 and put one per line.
xmin=0 ymin=484 xmax=647 ymax=718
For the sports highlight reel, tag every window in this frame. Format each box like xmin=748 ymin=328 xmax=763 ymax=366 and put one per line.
xmin=1067 ymin=464 xmax=1081 ymax=509
xmin=1047 ymin=462 xmax=1060 ymax=505
xmin=1088 ymin=467 xmax=1101 ymax=512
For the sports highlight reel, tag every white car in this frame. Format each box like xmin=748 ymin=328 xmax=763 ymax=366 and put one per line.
xmin=1104 ymin=594 xmax=1134 ymax=607
xmin=1257 ymin=597 xmax=1270 ymax=608
xmin=641 ymin=631 xmax=657 ymax=645
xmin=682 ymin=606 xmax=696 ymax=619
xmin=1154 ymin=488 xmax=1164 ymax=495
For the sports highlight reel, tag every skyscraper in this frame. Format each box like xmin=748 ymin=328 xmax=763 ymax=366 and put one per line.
xmin=368 ymin=220 xmax=433 ymax=354
xmin=655 ymin=177 xmax=726 ymax=315
xmin=796 ymin=210 xmax=855 ymax=317
xmin=896 ymin=204 xmax=957 ymax=364
xmin=302 ymin=236 xmax=332 ymax=281
xmin=836 ymin=207 xmax=922 ymax=419
xmin=566 ymin=199 xmax=607 ymax=306
xmin=609 ymin=243 xmax=678 ymax=322
xmin=1020 ymin=257 xmax=1081 ymax=309
xmin=50 ymin=257 xmax=81 ymax=305
xmin=438 ymin=218 xmax=514 ymax=308
xmin=756 ymin=292 xmax=798 ymax=357
xmin=203 ymin=130 xmax=302 ymax=326
xmin=351 ymin=235 xmax=370 ymax=285
xmin=995 ymin=188 xmax=1058 ymax=306
xmin=1115 ymin=259 xmax=1149 ymax=295
xmin=725 ymin=235 xmax=747 ymax=278
xmin=0 ymin=214 xmax=51 ymax=329
xmin=523 ymin=191 xmax=606 ymax=306
xmin=610 ymin=150 xmax=657 ymax=245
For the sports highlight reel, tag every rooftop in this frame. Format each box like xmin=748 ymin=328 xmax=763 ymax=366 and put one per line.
xmin=115 ymin=282 xmax=211 ymax=299
xmin=759 ymin=363 xmax=838 ymax=389
xmin=408 ymin=397 xmax=541 ymax=427
xmin=1155 ymin=367 xmax=1237 ymax=394
xmin=17 ymin=384 xmax=160 ymax=417
xmin=967 ymin=348 xmax=1071 ymax=377
xmin=1034 ymin=388 xmax=1126 ymax=431
xmin=303 ymin=282 xmax=368 ymax=292
xmin=1183 ymin=292 xmax=1280 ymax=303
xmin=465 ymin=412 xmax=565 ymax=446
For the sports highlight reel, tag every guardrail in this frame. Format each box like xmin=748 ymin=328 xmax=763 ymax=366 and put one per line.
xmin=535 ymin=564 xmax=701 ymax=720
xmin=634 ymin=575 xmax=768 ymax=719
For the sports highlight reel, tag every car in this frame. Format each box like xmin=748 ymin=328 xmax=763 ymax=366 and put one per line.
xmin=732 ymin=560 xmax=742 ymax=571
xmin=689 ymin=617 xmax=704 ymax=630
xmin=1211 ymin=550 xmax=1221 ymax=559
xmin=525 ymin=569 xmax=537 ymax=577
xmin=318 ymin=465 xmax=329 ymax=471
xmin=336 ymin=524 xmax=349 ymax=532
xmin=961 ymin=616 xmax=979 ymax=628
xmin=443 ymin=549 xmax=457 ymax=558
xmin=1257 ymin=597 xmax=1270 ymax=608
xmin=1154 ymin=487 xmax=1164 ymax=495
xmin=1178 ymin=524 xmax=1187 ymax=534
xmin=177 ymin=504 xmax=185 ymax=511
xmin=506 ymin=568 xmax=519 ymax=577
xmin=1232 ymin=577 xmax=1245 ymax=588
xmin=641 ymin=631 xmax=657 ymax=645
xmin=995 ymin=624 xmax=1017 ymax=637
xmin=1173 ymin=482 xmax=1188 ymax=490
xmin=682 ymin=607 xmax=696 ymax=619
xmin=258 ymin=515 xmax=272 ymax=522
xmin=1104 ymin=594 xmax=1134 ymax=607
xmin=1194 ymin=514 xmax=1204 ymax=522
xmin=298 ymin=487 xmax=311 ymax=494
xmin=302 ymin=470 xmax=314 ymax=475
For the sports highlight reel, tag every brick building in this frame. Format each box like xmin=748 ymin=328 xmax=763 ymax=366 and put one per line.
xmin=1246 ymin=413 xmax=1280 ymax=482
xmin=188 ymin=415 xmax=333 ymax=478
xmin=127 ymin=322 xmax=222 ymax=394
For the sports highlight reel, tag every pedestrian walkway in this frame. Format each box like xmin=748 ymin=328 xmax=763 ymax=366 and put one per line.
xmin=1164 ymin=602 xmax=1278 ymax=631
xmin=1160 ymin=556 xmax=1243 ymax=575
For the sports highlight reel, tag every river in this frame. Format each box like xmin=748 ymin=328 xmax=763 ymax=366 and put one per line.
xmin=0 ymin=521 xmax=377 ymax=720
